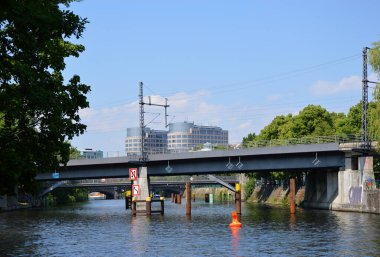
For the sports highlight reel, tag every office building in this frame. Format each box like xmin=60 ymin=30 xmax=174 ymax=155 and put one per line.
xmin=125 ymin=122 xmax=228 ymax=155
xmin=168 ymin=122 xmax=228 ymax=153
xmin=125 ymin=127 xmax=168 ymax=156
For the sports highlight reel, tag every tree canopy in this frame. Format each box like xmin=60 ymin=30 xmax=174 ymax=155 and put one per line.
xmin=369 ymin=42 xmax=380 ymax=142
xmin=245 ymin=101 xmax=380 ymax=145
xmin=0 ymin=0 xmax=90 ymax=194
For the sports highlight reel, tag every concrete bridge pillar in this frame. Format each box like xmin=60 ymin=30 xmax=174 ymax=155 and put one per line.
xmin=134 ymin=166 xmax=150 ymax=210
xmin=332 ymin=154 xmax=374 ymax=210
xmin=303 ymin=170 xmax=337 ymax=209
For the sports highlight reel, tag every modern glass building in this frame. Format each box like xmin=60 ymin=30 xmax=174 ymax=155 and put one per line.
xmin=125 ymin=127 xmax=168 ymax=156
xmin=125 ymin=122 xmax=228 ymax=155
xmin=168 ymin=122 xmax=228 ymax=153
xmin=80 ymin=149 xmax=103 ymax=159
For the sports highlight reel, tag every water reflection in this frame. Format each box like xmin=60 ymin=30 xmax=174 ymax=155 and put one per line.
xmin=2 ymin=201 xmax=380 ymax=256
xmin=230 ymin=227 xmax=241 ymax=256
xmin=289 ymin=213 xmax=297 ymax=230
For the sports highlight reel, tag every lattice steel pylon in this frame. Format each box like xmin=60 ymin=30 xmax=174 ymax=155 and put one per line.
xmin=139 ymin=82 xmax=147 ymax=162
xmin=362 ymin=47 xmax=370 ymax=150
xmin=138 ymin=82 xmax=169 ymax=163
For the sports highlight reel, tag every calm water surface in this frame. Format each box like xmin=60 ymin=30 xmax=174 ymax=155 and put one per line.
xmin=1 ymin=200 xmax=380 ymax=256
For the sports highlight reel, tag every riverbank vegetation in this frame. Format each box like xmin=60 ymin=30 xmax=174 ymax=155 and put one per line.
xmin=45 ymin=188 xmax=89 ymax=206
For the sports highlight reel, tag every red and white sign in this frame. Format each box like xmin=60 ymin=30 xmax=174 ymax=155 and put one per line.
xmin=132 ymin=184 xmax=140 ymax=196
xmin=129 ymin=168 xmax=138 ymax=181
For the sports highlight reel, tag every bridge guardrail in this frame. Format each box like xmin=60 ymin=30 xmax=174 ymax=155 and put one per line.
xmin=69 ymin=134 xmax=373 ymax=160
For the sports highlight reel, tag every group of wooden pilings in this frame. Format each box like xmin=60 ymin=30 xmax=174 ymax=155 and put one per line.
xmin=169 ymin=182 xmax=242 ymax=216
xmin=124 ymin=178 xmax=296 ymax=217
xmin=171 ymin=193 xmax=184 ymax=204
xmin=170 ymin=182 xmax=193 ymax=216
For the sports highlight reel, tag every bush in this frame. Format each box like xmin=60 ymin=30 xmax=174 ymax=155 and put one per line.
xmin=244 ymin=178 xmax=256 ymax=200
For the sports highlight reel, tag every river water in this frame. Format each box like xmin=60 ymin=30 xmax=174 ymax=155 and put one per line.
xmin=1 ymin=199 xmax=380 ymax=256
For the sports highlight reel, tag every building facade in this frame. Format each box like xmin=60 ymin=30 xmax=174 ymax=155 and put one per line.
xmin=125 ymin=127 xmax=168 ymax=156
xmin=168 ymin=122 xmax=228 ymax=153
xmin=125 ymin=122 xmax=228 ymax=155
xmin=80 ymin=149 xmax=103 ymax=159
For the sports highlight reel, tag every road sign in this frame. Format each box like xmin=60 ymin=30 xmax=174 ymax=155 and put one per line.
xmin=52 ymin=172 xmax=60 ymax=179
xmin=132 ymin=184 xmax=140 ymax=196
xmin=129 ymin=168 xmax=138 ymax=181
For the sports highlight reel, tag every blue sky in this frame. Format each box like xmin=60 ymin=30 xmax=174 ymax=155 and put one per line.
xmin=63 ymin=0 xmax=380 ymax=154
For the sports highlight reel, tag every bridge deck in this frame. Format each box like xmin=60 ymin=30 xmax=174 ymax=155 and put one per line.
xmin=35 ymin=143 xmax=348 ymax=180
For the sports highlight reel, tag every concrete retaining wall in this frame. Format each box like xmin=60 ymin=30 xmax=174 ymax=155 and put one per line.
xmin=246 ymin=186 xmax=305 ymax=206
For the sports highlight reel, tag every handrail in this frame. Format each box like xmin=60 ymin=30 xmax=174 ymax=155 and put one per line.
xmin=69 ymin=134 xmax=374 ymax=160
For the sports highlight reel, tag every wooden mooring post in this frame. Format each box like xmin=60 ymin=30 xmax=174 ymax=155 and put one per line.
xmin=146 ymin=197 xmax=151 ymax=215
xmin=176 ymin=194 xmax=181 ymax=204
xmin=186 ymin=182 xmax=191 ymax=216
xmin=235 ymin=183 xmax=241 ymax=215
xmin=289 ymin=178 xmax=296 ymax=214
xmin=125 ymin=190 xmax=132 ymax=209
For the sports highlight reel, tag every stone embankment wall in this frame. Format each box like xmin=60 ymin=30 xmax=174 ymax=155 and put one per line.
xmin=191 ymin=186 xmax=305 ymax=206
xmin=191 ymin=187 xmax=235 ymax=201
xmin=246 ymin=186 xmax=305 ymax=206
xmin=333 ymin=190 xmax=380 ymax=214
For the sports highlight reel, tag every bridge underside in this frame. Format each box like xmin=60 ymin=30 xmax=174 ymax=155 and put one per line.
xmin=148 ymin=152 xmax=344 ymax=176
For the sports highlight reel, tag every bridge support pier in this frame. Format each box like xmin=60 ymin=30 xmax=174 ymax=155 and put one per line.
xmin=134 ymin=166 xmax=150 ymax=211
xmin=303 ymin=170 xmax=340 ymax=209
xmin=332 ymin=155 xmax=375 ymax=211
xmin=303 ymin=153 xmax=375 ymax=211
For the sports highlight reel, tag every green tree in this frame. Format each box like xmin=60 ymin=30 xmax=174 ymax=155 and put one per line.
xmin=290 ymin=105 xmax=334 ymax=137
xmin=369 ymin=43 xmax=380 ymax=142
xmin=243 ymin=132 xmax=257 ymax=144
xmin=0 ymin=1 xmax=90 ymax=195
xmin=257 ymin=114 xmax=293 ymax=140
xmin=69 ymin=145 xmax=81 ymax=159
xmin=369 ymin=41 xmax=380 ymax=74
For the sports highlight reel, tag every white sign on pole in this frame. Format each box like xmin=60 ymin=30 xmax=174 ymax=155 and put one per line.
xmin=132 ymin=184 xmax=140 ymax=196
xmin=129 ymin=168 xmax=138 ymax=181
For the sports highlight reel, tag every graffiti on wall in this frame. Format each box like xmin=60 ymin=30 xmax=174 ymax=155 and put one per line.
xmin=349 ymin=186 xmax=362 ymax=204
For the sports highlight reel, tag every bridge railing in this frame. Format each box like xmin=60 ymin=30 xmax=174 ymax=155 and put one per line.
xmin=242 ymin=135 xmax=364 ymax=149
xmin=56 ymin=175 xmax=239 ymax=186
xmin=69 ymin=134 xmax=368 ymax=160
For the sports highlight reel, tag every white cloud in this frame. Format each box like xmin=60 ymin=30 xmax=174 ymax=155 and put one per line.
xmin=73 ymin=87 xmax=323 ymax=151
xmin=310 ymin=75 xmax=361 ymax=96
xmin=72 ymin=90 xmax=224 ymax=151
xmin=237 ymin=121 xmax=252 ymax=130
xmin=267 ymin=94 xmax=281 ymax=101
xmin=368 ymin=73 xmax=378 ymax=82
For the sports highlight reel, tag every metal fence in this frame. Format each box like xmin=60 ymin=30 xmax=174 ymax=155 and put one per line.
xmin=70 ymin=134 xmax=369 ymax=160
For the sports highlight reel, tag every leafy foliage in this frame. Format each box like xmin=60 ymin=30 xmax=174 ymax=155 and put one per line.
xmin=369 ymin=41 xmax=380 ymax=144
xmin=243 ymin=101 xmax=380 ymax=182
xmin=0 ymin=1 xmax=90 ymax=194
xmin=369 ymin=41 xmax=380 ymax=75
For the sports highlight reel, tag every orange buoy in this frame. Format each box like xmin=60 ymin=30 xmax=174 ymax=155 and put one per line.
xmin=229 ymin=211 xmax=242 ymax=228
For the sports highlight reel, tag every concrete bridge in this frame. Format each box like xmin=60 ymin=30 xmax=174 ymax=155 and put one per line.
xmin=37 ymin=143 xmax=346 ymax=180
xmin=35 ymin=138 xmax=378 ymax=212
